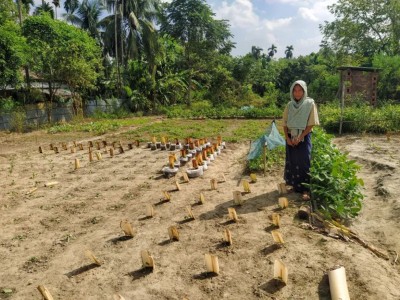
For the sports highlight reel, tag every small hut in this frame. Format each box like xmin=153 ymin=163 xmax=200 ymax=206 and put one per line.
xmin=337 ymin=66 xmax=380 ymax=106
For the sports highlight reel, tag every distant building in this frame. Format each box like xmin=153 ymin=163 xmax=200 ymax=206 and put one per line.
xmin=337 ymin=66 xmax=380 ymax=106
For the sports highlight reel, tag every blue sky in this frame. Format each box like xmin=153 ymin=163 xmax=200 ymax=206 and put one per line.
xmin=208 ymin=0 xmax=338 ymax=57
xmin=33 ymin=0 xmax=337 ymax=58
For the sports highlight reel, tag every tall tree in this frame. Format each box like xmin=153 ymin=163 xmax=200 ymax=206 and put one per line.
xmin=52 ymin=0 xmax=59 ymax=19
xmin=321 ymin=0 xmax=400 ymax=57
xmin=22 ymin=14 xmax=102 ymax=119
xmin=160 ymin=0 xmax=234 ymax=105
xmin=268 ymin=44 xmax=277 ymax=58
xmin=74 ymin=0 xmax=104 ymax=41
xmin=285 ymin=45 xmax=294 ymax=59
xmin=34 ymin=1 xmax=54 ymax=18
xmin=251 ymin=45 xmax=263 ymax=60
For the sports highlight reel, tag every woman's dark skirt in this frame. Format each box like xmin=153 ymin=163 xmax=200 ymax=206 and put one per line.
xmin=284 ymin=132 xmax=312 ymax=193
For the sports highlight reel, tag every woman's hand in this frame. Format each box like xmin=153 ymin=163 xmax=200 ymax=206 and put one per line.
xmin=292 ymin=136 xmax=302 ymax=146
xmin=286 ymin=137 xmax=294 ymax=146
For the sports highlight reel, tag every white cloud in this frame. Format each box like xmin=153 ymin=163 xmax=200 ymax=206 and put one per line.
xmin=216 ymin=0 xmax=259 ymax=28
xmin=264 ymin=17 xmax=292 ymax=31
xmin=211 ymin=0 xmax=337 ymax=57
xmin=298 ymin=1 xmax=336 ymax=22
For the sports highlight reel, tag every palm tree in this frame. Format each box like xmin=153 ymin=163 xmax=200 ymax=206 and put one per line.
xmin=267 ymin=44 xmax=277 ymax=59
xmin=34 ymin=1 xmax=55 ymax=18
xmin=63 ymin=0 xmax=80 ymax=24
xmin=285 ymin=45 xmax=294 ymax=59
xmin=74 ymin=0 xmax=105 ymax=41
xmin=251 ymin=45 xmax=263 ymax=60
xmin=52 ymin=0 xmax=60 ymax=19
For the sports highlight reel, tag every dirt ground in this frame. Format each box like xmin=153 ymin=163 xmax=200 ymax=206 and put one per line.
xmin=0 ymin=127 xmax=400 ymax=300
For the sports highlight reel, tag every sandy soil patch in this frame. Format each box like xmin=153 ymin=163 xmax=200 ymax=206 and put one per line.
xmin=0 ymin=130 xmax=399 ymax=299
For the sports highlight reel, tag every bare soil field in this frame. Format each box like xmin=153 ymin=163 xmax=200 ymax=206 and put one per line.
xmin=0 ymin=126 xmax=400 ymax=300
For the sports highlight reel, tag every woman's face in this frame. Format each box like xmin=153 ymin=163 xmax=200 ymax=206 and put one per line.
xmin=293 ymin=84 xmax=304 ymax=101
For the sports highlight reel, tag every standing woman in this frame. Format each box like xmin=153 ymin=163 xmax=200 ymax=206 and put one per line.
xmin=282 ymin=80 xmax=319 ymax=193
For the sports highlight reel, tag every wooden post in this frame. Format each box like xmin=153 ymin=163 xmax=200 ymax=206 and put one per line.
xmin=339 ymin=80 xmax=345 ymax=135
xmin=263 ymin=144 xmax=267 ymax=176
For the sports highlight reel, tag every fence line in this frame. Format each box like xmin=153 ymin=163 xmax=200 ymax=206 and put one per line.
xmin=0 ymin=100 xmax=122 ymax=130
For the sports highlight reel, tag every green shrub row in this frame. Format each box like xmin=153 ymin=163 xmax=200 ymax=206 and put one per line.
xmin=305 ymin=128 xmax=364 ymax=220
xmin=320 ymin=102 xmax=400 ymax=133
xmin=165 ymin=104 xmax=282 ymax=119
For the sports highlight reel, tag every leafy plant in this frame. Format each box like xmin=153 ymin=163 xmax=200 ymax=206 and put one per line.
xmin=305 ymin=128 xmax=364 ymax=220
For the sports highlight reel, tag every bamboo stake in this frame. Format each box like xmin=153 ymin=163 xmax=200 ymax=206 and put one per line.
xmin=327 ymin=266 xmax=350 ymax=300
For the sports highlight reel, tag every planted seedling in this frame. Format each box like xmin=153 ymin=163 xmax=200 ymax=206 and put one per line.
xmin=242 ymin=180 xmax=251 ymax=193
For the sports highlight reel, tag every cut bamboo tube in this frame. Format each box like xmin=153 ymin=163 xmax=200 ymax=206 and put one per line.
xmin=39 ymin=146 xmax=43 ymax=153
xmin=278 ymin=183 xmax=287 ymax=195
xmin=271 ymin=213 xmax=280 ymax=227
xmin=242 ymin=179 xmax=251 ymax=193
xmin=71 ymin=146 xmax=76 ymax=153
xmin=163 ymin=191 xmax=171 ymax=201
xmin=89 ymin=141 xmax=93 ymax=147
xmin=26 ymin=187 xmax=38 ymax=195
xmin=89 ymin=151 xmax=94 ymax=162
xmin=192 ymin=159 xmax=198 ymax=169
xmin=250 ymin=173 xmax=257 ymax=183
xmin=102 ymin=140 xmax=107 ymax=147
xmin=120 ymin=220 xmax=136 ymax=237
xmin=186 ymin=206 xmax=195 ymax=219
xmin=141 ymin=250 xmax=154 ymax=269
xmin=74 ymin=158 xmax=80 ymax=170
xmin=168 ymin=226 xmax=180 ymax=241
xmin=79 ymin=143 xmax=84 ymax=151
xmin=233 ymin=191 xmax=243 ymax=205
xmin=271 ymin=230 xmax=284 ymax=245
xmin=113 ymin=294 xmax=126 ymax=300
xmin=54 ymin=147 xmax=59 ymax=154
xmin=37 ymin=285 xmax=54 ymax=300
xmin=278 ymin=197 xmax=289 ymax=209
xmin=85 ymin=250 xmax=102 ymax=266
xmin=135 ymin=140 xmax=140 ymax=147
xmin=220 ymin=173 xmax=227 ymax=182
xmin=175 ymin=181 xmax=181 ymax=191
xmin=146 ymin=205 xmax=154 ymax=217
xmin=62 ymin=142 xmax=67 ymax=150
xmin=273 ymin=259 xmax=288 ymax=284
xmin=182 ymin=172 xmax=190 ymax=183
xmin=210 ymin=178 xmax=217 ymax=190
xmin=204 ymin=254 xmax=219 ymax=274
xmin=199 ymin=193 xmax=205 ymax=204
xmin=128 ymin=143 xmax=133 ymax=150
xmin=96 ymin=141 xmax=101 ymax=150
xmin=169 ymin=155 xmax=175 ymax=165
xmin=119 ymin=146 xmax=124 ymax=154
xmin=73 ymin=141 xmax=77 ymax=147
xmin=44 ymin=181 xmax=59 ymax=187
xmin=228 ymin=207 xmax=239 ymax=222
xmin=328 ymin=266 xmax=350 ymax=300
xmin=49 ymin=143 xmax=54 ymax=150
xmin=110 ymin=148 xmax=114 ymax=157
xmin=95 ymin=152 xmax=102 ymax=160
xmin=223 ymin=228 xmax=232 ymax=245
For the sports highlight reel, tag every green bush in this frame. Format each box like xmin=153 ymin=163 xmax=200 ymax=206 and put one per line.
xmin=305 ymin=128 xmax=364 ymax=220
xmin=9 ymin=107 xmax=26 ymax=133
xmin=319 ymin=102 xmax=400 ymax=133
